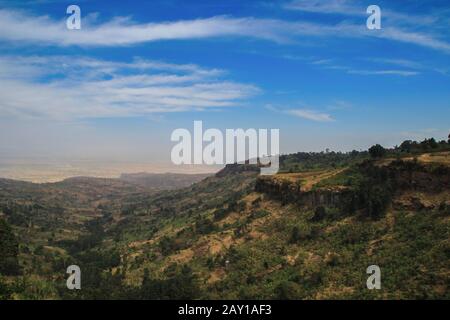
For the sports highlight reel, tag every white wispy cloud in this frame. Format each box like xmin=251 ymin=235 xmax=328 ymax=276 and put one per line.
xmin=373 ymin=27 xmax=450 ymax=53
xmin=326 ymin=100 xmax=353 ymax=110
xmin=285 ymin=0 xmax=439 ymax=26
xmin=286 ymin=109 xmax=334 ymax=122
xmin=364 ymin=57 xmax=423 ymax=69
xmin=0 ymin=55 xmax=259 ymax=120
xmin=285 ymin=0 xmax=360 ymax=15
xmin=0 ymin=8 xmax=449 ymax=53
xmin=361 ymin=57 xmax=450 ymax=75
xmin=266 ymin=104 xmax=335 ymax=122
xmin=0 ymin=10 xmax=294 ymax=46
xmin=284 ymin=0 xmax=450 ymax=53
xmin=346 ymin=69 xmax=419 ymax=76
xmin=284 ymin=56 xmax=421 ymax=77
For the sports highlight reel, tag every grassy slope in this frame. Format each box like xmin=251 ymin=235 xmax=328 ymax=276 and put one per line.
xmin=115 ymin=152 xmax=450 ymax=299
xmin=0 ymin=151 xmax=449 ymax=299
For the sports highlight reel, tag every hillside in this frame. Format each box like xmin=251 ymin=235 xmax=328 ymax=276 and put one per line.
xmin=119 ymin=172 xmax=211 ymax=189
xmin=0 ymin=140 xmax=449 ymax=300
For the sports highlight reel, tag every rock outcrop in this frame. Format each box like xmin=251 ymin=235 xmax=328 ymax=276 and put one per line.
xmin=255 ymin=160 xmax=450 ymax=210
xmin=255 ymin=176 xmax=350 ymax=208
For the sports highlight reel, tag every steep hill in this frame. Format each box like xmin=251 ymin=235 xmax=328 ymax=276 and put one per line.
xmin=0 ymin=146 xmax=449 ymax=300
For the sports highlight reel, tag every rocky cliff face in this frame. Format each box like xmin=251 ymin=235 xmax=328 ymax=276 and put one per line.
xmin=255 ymin=160 xmax=450 ymax=210
xmin=385 ymin=160 xmax=450 ymax=192
xmin=215 ymin=163 xmax=260 ymax=177
xmin=255 ymin=177 xmax=351 ymax=208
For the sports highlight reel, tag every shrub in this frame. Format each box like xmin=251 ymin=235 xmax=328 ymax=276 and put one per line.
xmin=139 ymin=265 xmax=201 ymax=299
xmin=290 ymin=224 xmax=315 ymax=243
xmin=248 ymin=210 xmax=270 ymax=221
xmin=324 ymin=251 xmax=340 ymax=266
xmin=275 ymin=281 xmax=305 ymax=299
xmin=369 ymin=144 xmax=386 ymax=158
xmin=438 ymin=202 xmax=449 ymax=215
xmin=251 ymin=197 xmax=262 ymax=208
xmin=0 ymin=276 xmax=12 ymax=299
xmin=213 ymin=208 xmax=229 ymax=221
xmin=0 ymin=219 xmax=20 ymax=275
xmin=311 ymin=206 xmax=326 ymax=221
xmin=195 ymin=217 xmax=216 ymax=235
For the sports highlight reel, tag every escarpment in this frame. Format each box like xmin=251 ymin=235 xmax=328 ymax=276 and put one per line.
xmin=255 ymin=176 xmax=351 ymax=208
xmin=255 ymin=159 xmax=450 ymax=210
xmin=384 ymin=159 xmax=450 ymax=192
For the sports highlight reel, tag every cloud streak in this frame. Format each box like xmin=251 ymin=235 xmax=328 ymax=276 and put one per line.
xmin=286 ymin=109 xmax=334 ymax=122
xmin=283 ymin=55 xmax=422 ymax=77
xmin=0 ymin=8 xmax=449 ymax=54
xmin=346 ymin=69 xmax=419 ymax=76
xmin=284 ymin=0 xmax=450 ymax=53
xmin=0 ymin=10 xmax=295 ymax=46
xmin=285 ymin=0 xmax=440 ymax=26
xmin=0 ymin=55 xmax=259 ymax=120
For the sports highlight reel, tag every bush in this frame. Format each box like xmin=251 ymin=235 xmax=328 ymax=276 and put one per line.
xmin=290 ymin=224 xmax=315 ymax=243
xmin=369 ymin=144 xmax=386 ymax=158
xmin=438 ymin=202 xmax=449 ymax=215
xmin=159 ymin=236 xmax=177 ymax=256
xmin=275 ymin=281 xmax=305 ymax=299
xmin=336 ymin=224 xmax=370 ymax=244
xmin=341 ymin=163 xmax=393 ymax=219
xmin=248 ymin=210 xmax=270 ymax=221
xmin=355 ymin=180 xmax=392 ymax=219
xmin=0 ymin=219 xmax=20 ymax=275
xmin=251 ymin=197 xmax=262 ymax=208
xmin=0 ymin=276 xmax=12 ymax=299
xmin=213 ymin=208 xmax=229 ymax=221
xmin=195 ymin=217 xmax=216 ymax=235
xmin=311 ymin=206 xmax=326 ymax=221
xmin=324 ymin=251 xmax=340 ymax=266
xmin=140 ymin=265 xmax=201 ymax=299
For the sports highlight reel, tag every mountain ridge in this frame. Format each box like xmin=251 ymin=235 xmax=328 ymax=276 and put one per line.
xmin=0 ymin=141 xmax=449 ymax=299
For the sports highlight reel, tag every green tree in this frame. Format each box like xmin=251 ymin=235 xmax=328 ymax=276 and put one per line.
xmin=0 ymin=276 xmax=12 ymax=299
xmin=140 ymin=265 xmax=201 ymax=299
xmin=368 ymin=144 xmax=386 ymax=159
xmin=0 ymin=219 xmax=20 ymax=275
xmin=275 ymin=281 xmax=305 ymax=299
xmin=399 ymin=140 xmax=413 ymax=153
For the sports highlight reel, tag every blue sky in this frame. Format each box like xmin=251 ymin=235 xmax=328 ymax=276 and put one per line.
xmin=0 ymin=0 xmax=449 ymax=164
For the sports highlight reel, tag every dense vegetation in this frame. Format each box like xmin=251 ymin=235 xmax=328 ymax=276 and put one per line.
xmin=0 ymin=137 xmax=449 ymax=299
xmin=0 ymin=219 xmax=20 ymax=275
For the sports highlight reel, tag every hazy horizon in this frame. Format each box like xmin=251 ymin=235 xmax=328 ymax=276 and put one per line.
xmin=0 ymin=0 xmax=449 ymax=180
xmin=0 ymin=130 xmax=448 ymax=182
